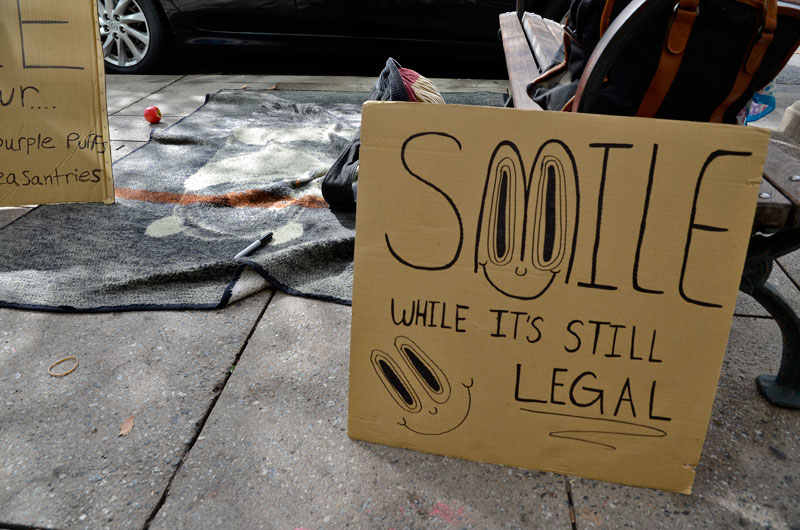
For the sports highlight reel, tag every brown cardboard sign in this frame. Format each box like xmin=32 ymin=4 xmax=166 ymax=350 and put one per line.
xmin=349 ymin=102 xmax=769 ymax=493
xmin=0 ymin=0 xmax=113 ymax=206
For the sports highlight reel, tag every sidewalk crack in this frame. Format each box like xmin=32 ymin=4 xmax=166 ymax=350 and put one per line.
xmin=110 ymin=74 xmax=188 ymax=117
xmin=141 ymin=290 xmax=274 ymax=529
xmin=0 ymin=523 xmax=59 ymax=530
xmin=565 ymin=475 xmax=578 ymax=530
xmin=776 ymin=259 xmax=800 ymax=292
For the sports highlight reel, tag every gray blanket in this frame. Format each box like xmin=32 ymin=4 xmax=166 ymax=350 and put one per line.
xmin=0 ymin=89 xmax=504 ymax=312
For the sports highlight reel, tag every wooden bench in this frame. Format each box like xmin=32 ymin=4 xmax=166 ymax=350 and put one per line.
xmin=499 ymin=2 xmax=800 ymax=409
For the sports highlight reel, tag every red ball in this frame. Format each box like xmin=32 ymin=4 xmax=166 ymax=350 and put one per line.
xmin=144 ymin=106 xmax=162 ymax=123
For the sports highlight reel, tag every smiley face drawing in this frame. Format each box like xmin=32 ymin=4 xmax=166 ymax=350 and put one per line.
xmin=475 ymin=140 xmax=579 ymax=300
xmin=370 ymin=336 xmax=474 ymax=436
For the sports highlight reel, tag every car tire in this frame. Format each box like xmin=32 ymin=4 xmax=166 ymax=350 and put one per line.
xmin=98 ymin=0 xmax=171 ymax=74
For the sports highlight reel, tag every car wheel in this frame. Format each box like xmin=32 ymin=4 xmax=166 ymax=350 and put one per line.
xmin=98 ymin=0 xmax=170 ymax=74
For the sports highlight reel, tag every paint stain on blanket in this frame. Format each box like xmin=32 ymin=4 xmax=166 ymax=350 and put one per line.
xmin=272 ymin=221 xmax=304 ymax=244
xmin=145 ymin=215 xmax=187 ymax=237
xmin=184 ymin=125 xmax=352 ymax=191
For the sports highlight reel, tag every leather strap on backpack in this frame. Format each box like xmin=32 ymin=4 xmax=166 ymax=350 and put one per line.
xmin=635 ymin=0 xmax=699 ymax=117
xmin=709 ymin=0 xmax=778 ymax=122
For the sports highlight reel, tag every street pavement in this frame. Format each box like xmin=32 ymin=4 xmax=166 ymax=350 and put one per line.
xmin=1 ymin=64 xmax=799 ymax=530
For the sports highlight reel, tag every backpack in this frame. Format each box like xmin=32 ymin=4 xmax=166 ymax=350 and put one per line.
xmin=321 ymin=58 xmax=445 ymax=211
xmin=530 ymin=0 xmax=800 ymax=123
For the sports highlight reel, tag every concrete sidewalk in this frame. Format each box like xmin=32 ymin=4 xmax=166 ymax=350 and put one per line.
xmin=1 ymin=69 xmax=799 ymax=530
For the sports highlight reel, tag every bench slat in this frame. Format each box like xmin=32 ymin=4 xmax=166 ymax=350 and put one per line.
xmin=769 ymin=131 xmax=800 ymax=159
xmin=544 ymin=16 xmax=565 ymax=43
xmin=521 ymin=13 xmax=562 ymax=73
xmin=755 ymin=177 xmax=792 ymax=229
xmin=763 ymin=139 xmax=800 ymax=227
xmin=499 ymin=13 xmax=543 ymax=110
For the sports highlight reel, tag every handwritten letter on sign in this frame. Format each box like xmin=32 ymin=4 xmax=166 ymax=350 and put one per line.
xmin=0 ymin=0 xmax=113 ymax=206
xmin=348 ymin=102 xmax=769 ymax=493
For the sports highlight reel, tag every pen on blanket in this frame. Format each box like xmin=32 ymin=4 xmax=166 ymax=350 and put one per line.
xmin=234 ymin=232 xmax=273 ymax=259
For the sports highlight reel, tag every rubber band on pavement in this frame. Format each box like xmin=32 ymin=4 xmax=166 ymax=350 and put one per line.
xmin=48 ymin=356 xmax=78 ymax=377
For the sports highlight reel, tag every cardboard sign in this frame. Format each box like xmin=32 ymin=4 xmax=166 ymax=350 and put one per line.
xmin=0 ymin=0 xmax=113 ymax=206
xmin=349 ymin=102 xmax=769 ymax=493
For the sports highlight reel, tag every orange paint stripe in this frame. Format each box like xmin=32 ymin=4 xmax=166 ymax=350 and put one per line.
xmin=115 ymin=187 xmax=328 ymax=209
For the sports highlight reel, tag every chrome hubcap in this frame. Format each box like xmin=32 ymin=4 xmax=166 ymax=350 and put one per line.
xmin=98 ymin=0 xmax=150 ymax=68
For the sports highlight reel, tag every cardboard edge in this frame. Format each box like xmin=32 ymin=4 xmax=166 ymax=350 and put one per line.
xmin=89 ymin=0 xmax=115 ymax=204
xmin=362 ymin=101 xmax=780 ymax=136
xmin=346 ymin=427 xmax=696 ymax=494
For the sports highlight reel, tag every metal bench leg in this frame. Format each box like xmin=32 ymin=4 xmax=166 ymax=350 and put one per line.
xmin=740 ymin=232 xmax=800 ymax=409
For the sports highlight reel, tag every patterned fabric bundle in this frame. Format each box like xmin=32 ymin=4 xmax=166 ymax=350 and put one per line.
xmin=737 ymin=80 xmax=777 ymax=125
xmin=398 ymin=68 xmax=446 ymax=104
xmin=321 ymin=58 xmax=445 ymax=211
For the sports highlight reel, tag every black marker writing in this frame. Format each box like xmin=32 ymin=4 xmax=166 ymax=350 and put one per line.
xmin=0 ymin=167 xmax=102 ymax=187
xmin=66 ymin=132 xmax=106 ymax=153
xmin=679 ymin=150 xmax=752 ymax=308
xmin=0 ymin=84 xmax=40 ymax=109
xmin=384 ymin=133 xmax=747 ymax=310
xmin=562 ymin=319 xmax=661 ymax=362
xmin=16 ymin=0 xmax=84 ymax=70
xmin=489 ymin=308 xmax=543 ymax=343
xmin=633 ymin=144 xmax=664 ymax=294
xmin=390 ymin=298 xmax=468 ymax=333
xmin=386 ymin=132 xmax=463 ymax=271
xmin=0 ymin=132 xmax=54 ymax=155
xmin=519 ymin=407 xmax=668 ymax=450
xmin=577 ymin=143 xmax=632 ymax=291
xmin=514 ymin=364 xmax=671 ymax=422
xmin=475 ymin=139 xmax=580 ymax=300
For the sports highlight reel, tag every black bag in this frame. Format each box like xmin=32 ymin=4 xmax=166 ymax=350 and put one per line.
xmin=321 ymin=58 xmax=410 ymax=211
xmin=530 ymin=0 xmax=800 ymax=123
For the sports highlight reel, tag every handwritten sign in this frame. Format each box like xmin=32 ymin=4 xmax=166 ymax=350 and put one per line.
xmin=348 ymin=102 xmax=769 ymax=493
xmin=0 ymin=0 xmax=113 ymax=206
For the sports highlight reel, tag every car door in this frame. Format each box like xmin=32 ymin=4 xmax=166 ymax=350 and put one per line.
xmin=295 ymin=0 xmax=515 ymax=43
xmin=169 ymin=0 xmax=299 ymax=35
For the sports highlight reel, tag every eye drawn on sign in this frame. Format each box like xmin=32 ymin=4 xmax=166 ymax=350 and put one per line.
xmin=370 ymin=336 xmax=474 ymax=436
xmin=475 ymin=140 xmax=580 ymax=300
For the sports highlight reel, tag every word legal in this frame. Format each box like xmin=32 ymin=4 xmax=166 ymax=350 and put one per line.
xmin=514 ymin=364 xmax=672 ymax=421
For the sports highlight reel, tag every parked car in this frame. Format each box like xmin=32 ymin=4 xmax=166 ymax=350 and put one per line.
xmin=97 ymin=0 xmax=569 ymax=74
